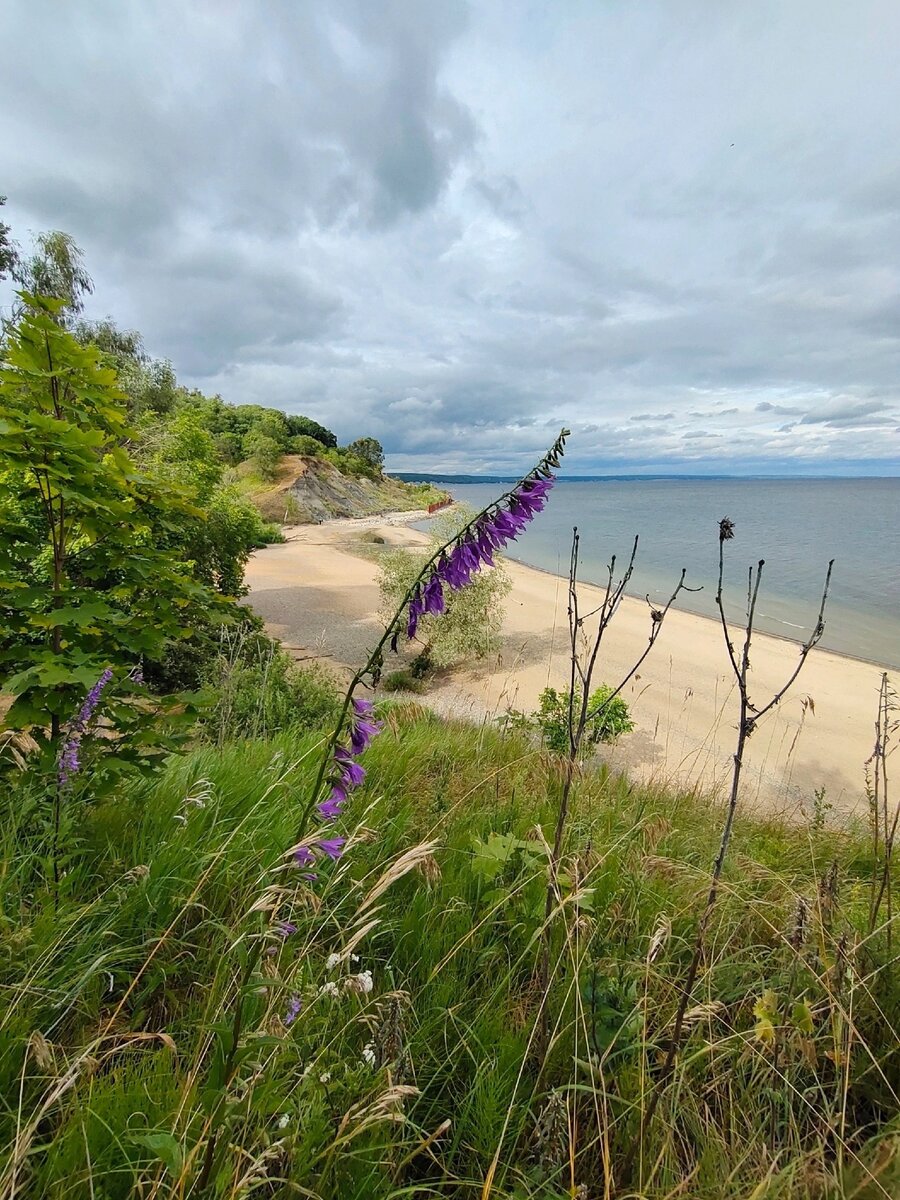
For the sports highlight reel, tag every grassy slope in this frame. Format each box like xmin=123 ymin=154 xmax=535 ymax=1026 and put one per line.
xmin=1 ymin=710 xmax=898 ymax=1197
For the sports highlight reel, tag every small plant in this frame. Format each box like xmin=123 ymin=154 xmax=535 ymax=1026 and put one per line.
xmin=532 ymin=684 xmax=634 ymax=753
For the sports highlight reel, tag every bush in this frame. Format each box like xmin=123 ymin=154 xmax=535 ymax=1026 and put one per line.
xmin=201 ymin=631 xmax=341 ymax=743
xmin=290 ymin=434 xmax=325 ymax=456
xmin=382 ymin=669 xmax=426 ymax=694
xmin=513 ymin=684 xmax=635 ymax=753
xmin=539 ymin=684 xmax=634 ymax=752
xmin=378 ymin=507 xmax=511 ymax=672
xmin=242 ymin=430 xmax=282 ymax=480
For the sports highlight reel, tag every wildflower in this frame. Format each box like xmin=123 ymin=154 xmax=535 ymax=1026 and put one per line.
xmin=294 ymin=845 xmax=316 ymax=868
xmin=57 ymin=667 xmax=114 ymax=788
xmin=317 ymin=784 xmax=347 ymax=822
xmin=344 ymin=969 xmax=374 ymax=995
xmin=404 ymin=471 xmax=559 ymax=640
xmin=325 ymin=952 xmax=341 ymax=970
xmin=319 ymin=1072 xmax=331 ymax=1083
xmin=284 ymin=994 xmax=302 ymax=1025
xmin=318 ymin=837 xmax=346 ymax=862
xmin=319 ymin=981 xmax=340 ymax=998
xmin=362 ymin=1042 xmax=377 ymax=1068
xmin=276 ymin=1112 xmax=291 ymax=1129
xmin=334 ymin=748 xmax=366 ymax=789
xmin=274 ymin=920 xmax=297 ymax=939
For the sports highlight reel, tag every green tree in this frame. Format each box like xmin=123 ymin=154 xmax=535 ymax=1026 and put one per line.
xmin=0 ymin=194 xmax=17 ymax=281
xmin=285 ymin=414 xmax=337 ymax=448
xmin=0 ymin=295 xmax=226 ymax=744
xmin=13 ymin=231 xmax=94 ymax=321
xmin=347 ymin=436 xmax=384 ymax=471
xmin=378 ymin=507 xmax=511 ymax=672
xmin=243 ymin=429 xmax=282 ymax=480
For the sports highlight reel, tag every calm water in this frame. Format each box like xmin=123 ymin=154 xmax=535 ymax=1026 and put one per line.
xmin=425 ymin=478 xmax=900 ymax=668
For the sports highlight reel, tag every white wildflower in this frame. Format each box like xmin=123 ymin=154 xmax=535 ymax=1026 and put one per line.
xmin=362 ymin=1043 xmax=377 ymax=1068
xmin=325 ymin=952 xmax=341 ymax=970
xmin=319 ymin=1071 xmax=331 ymax=1083
xmin=318 ymin=981 xmax=340 ymax=998
xmin=276 ymin=1113 xmax=290 ymax=1129
xmin=344 ymin=970 xmax=374 ymax=995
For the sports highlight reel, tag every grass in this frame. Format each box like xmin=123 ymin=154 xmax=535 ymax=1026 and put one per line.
xmin=1 ymin=708 xmax=898 ymax=1197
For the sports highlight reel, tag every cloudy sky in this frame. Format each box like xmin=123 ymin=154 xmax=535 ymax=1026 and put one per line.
xmin=2 ymin=1 xmax=900 ymax=474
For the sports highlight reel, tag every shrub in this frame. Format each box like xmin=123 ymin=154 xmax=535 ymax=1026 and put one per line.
xmin=201 ymin=631 xmax=341 ymax=744
xmin=378 ymin=506 xmax=511 ymax=672
xmin=242 ymin=430 xmax=281 ymax=480
xmin=520 ymin=684 xmax=635 ymax=753
xmin=290 ymin=434 xmax=325 ymax=456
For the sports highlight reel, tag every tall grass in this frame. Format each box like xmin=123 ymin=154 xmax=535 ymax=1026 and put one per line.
xmin=1 ymin=709 xmax=897 ymax=1197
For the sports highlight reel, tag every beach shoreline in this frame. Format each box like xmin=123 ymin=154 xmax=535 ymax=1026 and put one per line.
xmin=245 ymin=512 xmax=894 ymax=821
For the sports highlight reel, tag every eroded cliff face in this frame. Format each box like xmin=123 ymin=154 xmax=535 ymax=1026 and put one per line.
xmin=246 ymin=455 xmax=436 ymax=523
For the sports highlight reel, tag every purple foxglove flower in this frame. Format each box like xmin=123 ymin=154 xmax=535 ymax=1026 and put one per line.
xmin=422 ymin=573 xmax=445 ymax=616
xmin=352 ymin=696 xmax=374 ymax=717
xmin=318 ymin=836 xmax=346 ymax=861
xmin=317 ymin=786 xmax=347 ymax=821
xmin=350 ymin=717 xmax=382 ymax=755
xmin=294 ymin=845 xmax=316 ymax=867
xmin=340 ymin=760 xmax=366 ymax=789
xmin=284 ymin=994 xmax=302 ymax=1025
xmin=57 ymin=667 xmax=114 ymax=788
xmin=334 ymin=747 xmax=366 ymax=788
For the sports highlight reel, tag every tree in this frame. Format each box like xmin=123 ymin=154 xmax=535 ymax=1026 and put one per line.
xmin=285 ymin=414 xmax=337 ymax=448
xmin=347 ymin=436 xmax=384 ymax=471
xmin=13 ymin=231 xmax=93 ymax=321
xmin=243 ymin=429 xmax=282 ymax=480
xmin=0 ymin=195 xmax=17 ymax=281
xmin=378 ymin=506 xmax=511 ymax=671
xmin=0 ymin=295 xmax=228 ymax=743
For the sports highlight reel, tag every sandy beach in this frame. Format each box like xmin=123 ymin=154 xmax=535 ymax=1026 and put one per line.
xmin=245 ymin=513 xmax=892 ymax=820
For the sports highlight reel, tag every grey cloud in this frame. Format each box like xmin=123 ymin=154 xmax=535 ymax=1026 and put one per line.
xmin=2 ymin=1 xmax=900 ymax=473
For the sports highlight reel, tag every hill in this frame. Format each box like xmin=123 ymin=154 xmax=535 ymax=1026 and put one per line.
xmin=233 ymin=454 xmax=448 ymax=524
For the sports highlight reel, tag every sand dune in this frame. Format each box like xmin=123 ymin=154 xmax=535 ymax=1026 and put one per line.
xmin=245 ymin=514 xmax=892 ymax=820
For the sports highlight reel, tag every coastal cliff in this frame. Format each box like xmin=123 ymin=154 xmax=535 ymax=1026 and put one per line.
xmin=240 ymin=454 xmax=445 ymax=523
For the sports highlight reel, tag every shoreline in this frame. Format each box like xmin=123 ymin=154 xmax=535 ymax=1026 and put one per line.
xmin=499 ymin=548 xmax=896 ymax=675
xmin=246 ymin=511 xmax=894 ymax=820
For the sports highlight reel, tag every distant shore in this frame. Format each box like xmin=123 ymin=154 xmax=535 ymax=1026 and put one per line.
xmin=245 ymin=512 xmax=893 ymax=819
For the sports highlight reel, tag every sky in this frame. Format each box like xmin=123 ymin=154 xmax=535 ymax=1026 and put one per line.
xmin=2 ymin=0 xmax=900 ymax=476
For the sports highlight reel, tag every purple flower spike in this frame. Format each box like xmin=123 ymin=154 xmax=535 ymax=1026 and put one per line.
xmin=318 ymin=836 xmax=346 ymax=861
xmin=284 ymin=994 xmax=303 ymax=1025
xmin=57 ymin=667 xmax=114 ymax=788
xmin=423 ymin=573 xmax=445 ymax=615
xmin=317 ymin=785 xmax=347 ymax=821
xmin=352 ymin=697 xmax=374 ymax=717
xmin=334 ymin=747 xmax=366 ymax=788
xmin=350 ymin=717 xmax=382 ymax=755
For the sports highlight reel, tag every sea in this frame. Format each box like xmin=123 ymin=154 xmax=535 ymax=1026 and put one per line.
xmin=411 ymin=477 xmax=900 ymax=670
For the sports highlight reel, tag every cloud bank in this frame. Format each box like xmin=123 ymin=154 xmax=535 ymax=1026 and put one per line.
xmin=2 ymin=0 xmax=899 ymax=474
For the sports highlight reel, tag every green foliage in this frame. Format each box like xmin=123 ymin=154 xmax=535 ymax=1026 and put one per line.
xmin=0 ymin=712 xmax=895 ymax=1197
xmin=12 ymin=231 xmax=93 ymax=320
xmin=286 ymin=413 xmax=337 ymax=447
xmin=378 ymin=507 xmax=511 ymax=670
xmin=346 ymin=435 xmax=384 ymax=471
xmin=201 ymin=631 xmax=341 ymax=744
xmin=0 ymin=297 xmax=228 ymax=744
xmin=290 ymin=433 xmax=326 ymax=456
xmin=527 ymin=683 xmax=635 ymax=753
xmin=0 ymin=194 xmax=16 ymax=281
xmin=242 ymin=429 xmax=282 ymax=480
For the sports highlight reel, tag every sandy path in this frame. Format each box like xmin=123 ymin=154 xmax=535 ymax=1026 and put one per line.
xmin=245 ymin=515 xmax=892 ymax=820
